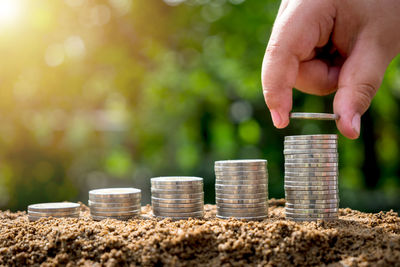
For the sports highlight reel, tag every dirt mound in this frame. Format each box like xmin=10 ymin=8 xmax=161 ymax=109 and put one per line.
xmin=0 ymin=199 xmax=399 ymax=266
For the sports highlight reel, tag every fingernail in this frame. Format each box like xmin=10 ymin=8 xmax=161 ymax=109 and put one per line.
xmin=270 ymin=109 xmax=282 ymax=128
xmin=352 ymin=113 xmax=361 ymax=137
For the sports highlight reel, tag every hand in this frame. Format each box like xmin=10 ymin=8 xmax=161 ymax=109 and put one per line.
xmin=261 ymin=0 xmax=400 ymax=139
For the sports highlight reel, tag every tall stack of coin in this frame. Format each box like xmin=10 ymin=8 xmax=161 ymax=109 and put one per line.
xmin=88 ymin=188 xmax=141 ymax=221
xmin=215 ymin=160 xmax=268 ymax=220
xmin=27 ymin=202 xmax=80 ymax=221
xmin=151 ymin=177 xmax=204 ymax=219
xmin=284 ymin=134 xmax=339 ymax=221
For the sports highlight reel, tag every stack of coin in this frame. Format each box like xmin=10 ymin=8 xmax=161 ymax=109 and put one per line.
xmin=88 ymin=188 xmax=141 ymax=221
xmin=284 ymin=134 xmax=339 ymax=221
xmin=151 ymin=177 xmax=204 ymax=219
xmin=27 ymin=202 xmax=80 ymax=221
xmin=215 ymin=159 xmax=268 ymax=220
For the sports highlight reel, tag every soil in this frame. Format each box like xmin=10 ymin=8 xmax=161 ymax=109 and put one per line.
xmin=0 ymin=199 xmax=399 ymax=267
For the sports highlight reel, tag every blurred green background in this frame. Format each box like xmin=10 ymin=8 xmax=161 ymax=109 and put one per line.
xmin=0 ymin=0 xmax=399 ymax=213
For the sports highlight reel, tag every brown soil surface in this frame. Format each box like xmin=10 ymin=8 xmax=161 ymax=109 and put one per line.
xmin=0 ymin=199 xmax=399 ymax=266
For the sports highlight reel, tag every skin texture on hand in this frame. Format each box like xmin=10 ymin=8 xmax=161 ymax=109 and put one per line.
xmin=261 ymin=0 xmax=400 ymax=139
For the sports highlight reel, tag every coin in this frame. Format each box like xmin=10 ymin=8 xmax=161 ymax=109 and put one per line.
xmin=284 ymin=175 xmax=338 ymax=180
xmin=215 ymin=180 xmax=267 ymax=185
xmin=91 ymin=215 xmax=136 ymax=221
xmin=215 ymin=175 xmax=268 ymax=181
xmin=285 ymin=153 xmax=339 ymax=159
xmin=89 ymin=205 xmax=140 ymax=212
xmin=152 ymin=206 xmax=203 ymax=213
xmin=214 ymin=170 xmax=267 ymax=176
xmin=284 ymin=144 xmax=337 ymax=150
xmin=152 ymin=211 xmax=204 ymax=217
xmin=151 ymin=188 xmax=203 ymax=194
xmin=214 ymin=166 xmax=267 ymax=172
xmin=217 ymin=210 xmax=267 ymax=217
xmin=216 ymin=192 xmax=267 ymax=199
xmin=285 ymin=194 xmax=339 ymax=200
xmin=285 ymin=167 xmax=338 ymax=173
xmin=285 ymin=158 xmax=339 ymax=164
xmin=285 ymin=181 xmax=338 ymax=187
xmin=285 ymin=162 xmax=338 ymax=168
xmin=215 ymin=184 xmax=267 ymax=190
xmin=216 ymin=188 xmax=267 ymax=194
xmin=285 ymin=207 xmax=338 ymax=214
xmin=28 ymin=214 xmax=80 ymax=221
xmin=217 ymin=206 xmax=267 ymax=213
xmin=216 ymin=202 xmax=268 ymax=209
xmin=284 ymin=139 xmax=337 ymax=145
xmin=216 ymin=197 xmax=267 ymax=204
xmin=151 ymin=202 xmax=203 ymax=208
xmin=28 ymin=210 xmax=79 ymax=217
xmin=90 ymin=210 xmax=140 ymax=216
xmin=285 ymin=203 xmax=338 ymax=209
xmin=215 ymin=159 xmax=267 ymax=167
xmin=285 ymin=185 xmax=337 ymax=191
xmin=286 ymin=199 xmax=339 ymax=204
xmin=151 ymin=192 xmax=204 ymax=199
xmin=88 ymin=200 xmax=140 ymax=207
xmin=285 ymin=212 xmax=338 ymax=219
xmin=216 ymin=214 xmax=268 ymax=220
xmin=285 ymin=171 xmax=338 ymax=177
xmin=285 ymin=134 xmax=337 ymax=140
xmin=89 ymin=188 xmax=141 ymax=199
xmin=151 ymin=197 xmax=203 ymax=204
xmin=151 ymin=184 xmax=203 ymax=190
xmin=290 ymin=112 xmax=339 ymax=120
xmin=151 ymin=176 xmax=203 ymax=185
xmin=28 ymin=202 xmax=80 ymax=213
xmin=285 ymin=189 xmax=339 ymax=195
xmin=284 ymin=149 xmax=337 ymax=154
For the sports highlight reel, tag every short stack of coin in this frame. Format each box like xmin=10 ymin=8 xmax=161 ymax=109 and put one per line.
xmin=27 ymin=202 xmax=80 ymax=221
xmin=151 ymin=177 xmax=204 ymax=219
xmin=89 ymin=188 xmax=141 ymax=221
xmin=284 ymin=134 xmax=339 ymax=221
xmin=215 ymin=159 xmax=268 ymax=220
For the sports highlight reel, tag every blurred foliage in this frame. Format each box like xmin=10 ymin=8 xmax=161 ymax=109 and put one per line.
xmin=0 ymin=0 xmax=399 ymax=212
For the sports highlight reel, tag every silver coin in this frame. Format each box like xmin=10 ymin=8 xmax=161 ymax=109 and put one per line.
xmin=28 ymin=211 xmax=79 ymax=217
xmin=217 ymin=210 xmax=267 ymax=217
xmin=284 ymin=139 xmax=338 ymax=145
xmin=285 ymin=212 xmax=338 ymax=218
xmin=285 ymin=181 xmax=338 ymax=186
xmin=151 ymin=176 xmax=203 ymax=185
xmin=285 ymin=134 xmax=338 ymax=141
xmin=217 ymin=206 xmax=267 ymax=213
xmin=151 ymin=188 xmax=203 ymax=194
xmin=285 ymin=189 xmax=338 ymax=195
xmin=285 ymin=194 xmax=339 ymax=201
xmin=91 ymin=215 xmax=137 ymax=221
xmin=90 ymin=210 xmax=140 ymax=216
xmin=151 ymin=192 xmax=204 ymax=199
xmin=215 ymin=180 xmax=267 ymax=186
xmin=90 ymin=205 xmax=140 ymax=212
xmin=285 ymin=171 xmax=338 ymax=177
xmin=215 ymin=184 xmax=267 ymax=190
xmin=285 ymin=167 xmax=338 ymax=173
xmin=28 ymin=202 xmax=80 ymax=213
xmin=285 ymin=162 xmax=338 ymax=168
xmin=216 ymin=214 xmax=268 ymax=221
xmin=284 ymin=149 xmax=337 ymax=154
xmin=152 ymin=210 xmax=204 ymax=217
xmin=215 ymin=159 xmax=267 ymax=166
xmin=151 ymin=184 xmax=203 ymax=191
xmin=214 ymin=171 xmax=267 ymax=177
xmin=88 ymin=200 xmax=141 ymax=207
xmin=153 ymin=213 xmax=204 ymax=219
xmin=285 ymin=158 xmax=338 ymax=164
xmin=285 ymin=207 xmax=338 ymax=214
xmin=151 ymin=202 xmax=203 ymax=209
xmin=151 ymin=196 xmax=203 ymax=204
xmin=89 ymin=196 xmax=141 ymax=204
xmin=289 ymin=112 xmax=339 ymax=120
xmin=214 ymin=166 xmax=267 ymax=172
xmin=284 ymin=175 xmax=338 ymax=180
xmin=89 ymin=188 xmax=141 ymax=198
xmin=152 ymin=206 xmax=203 ymax=213
xmin=285 ymin=153 xmax=339 ymax=159
xmin=286 ymin=199 xmax=339 ymax=204
xmin=215 ymin=176 xmax=268 ymax=182
xmin=28 ymin=214 xmax=79 ymax=221
xmin=284 ymin=144 xmax=337 ymax=150
xmin=285 ymin=185 xmax=337 ymax=191
xmin=216 ymin=197 xmax=266 ymax=204
xmin=285 ymin=203 xmax=338 ymax=209
xmin=216 ymin=188 xmax=267 ymax=194
xmin=285 ymin=216 xmax=337 ymax=222
xmin=216 ymin=192 xmax=267 ymax=199
xmin=216 ymin=202 xmax=268 ymax=209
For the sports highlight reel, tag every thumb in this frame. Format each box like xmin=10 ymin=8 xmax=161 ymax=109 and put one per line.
xmin=334 ymin=41 xmax=391 ymax=139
